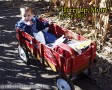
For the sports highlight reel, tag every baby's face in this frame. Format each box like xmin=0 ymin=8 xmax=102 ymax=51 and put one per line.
xmin=21 ymin=10 xmax=33 ymax=22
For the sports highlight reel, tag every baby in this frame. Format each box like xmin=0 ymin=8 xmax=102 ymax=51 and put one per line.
xmin=15 ymin=6 xmax=57 ymax=44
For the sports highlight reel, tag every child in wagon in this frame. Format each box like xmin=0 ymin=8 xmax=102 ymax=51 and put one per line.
xmin=15 ymin=5 xmax=57 ymax=44
xmin=15 ymin=5 xmax=91 ymax=54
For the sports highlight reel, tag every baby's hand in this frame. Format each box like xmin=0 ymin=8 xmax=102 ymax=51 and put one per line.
xmin=49 ymin=21 xmax=53 ymax=25
xmin=48 ymin=19 xmax=53 ymax=25
xmin=26 ymin=21 xmax=33 ymax=26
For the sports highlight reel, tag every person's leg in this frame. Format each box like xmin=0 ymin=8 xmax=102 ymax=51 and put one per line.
xmin=33 ymin=32 xmax=46 ymax=44
xmin=43 ymin=31 xmax=57 ymax=44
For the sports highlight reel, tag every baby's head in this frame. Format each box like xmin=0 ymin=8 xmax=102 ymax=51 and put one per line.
xmin=20 ymin=6 xmax=35 ymax=22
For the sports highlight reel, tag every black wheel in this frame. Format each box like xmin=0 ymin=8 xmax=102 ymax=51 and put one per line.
xmin=83 ymin=68 xmax=91 ymax=76
xmin=18 ymin=45 xmax=29 ymax=63
xmin=55 ymin=76 xmax=75 ymax=90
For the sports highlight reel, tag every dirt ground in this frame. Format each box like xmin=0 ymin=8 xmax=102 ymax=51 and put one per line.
xmin=0 ymin=1 xmax=112 ymax=90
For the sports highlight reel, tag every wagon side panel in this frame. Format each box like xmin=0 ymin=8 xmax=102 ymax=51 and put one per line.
xmin=49 ymin=24 xmax=66 ymax=37
xmin=72 ymin=43 xmax=97 ymax=75
xmin=40 ymin=44 xmax=65 ymax=73
xmin=16 ymin=29 xmax=36 ymax=57
xmin=32 ymin=38 xmax=41 ymax=60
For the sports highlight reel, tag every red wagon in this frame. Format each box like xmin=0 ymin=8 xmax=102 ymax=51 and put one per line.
xmin=16 ymin=21 xmax=96 ymax=90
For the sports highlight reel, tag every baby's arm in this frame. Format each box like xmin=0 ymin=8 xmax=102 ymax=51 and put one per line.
xmin=35 ymin=17 xmax=49 ymax=31
xmin=15 ymin=20 xmax=31 ymax=30
xmin=15 ymin=20 xmax=33 ymax=36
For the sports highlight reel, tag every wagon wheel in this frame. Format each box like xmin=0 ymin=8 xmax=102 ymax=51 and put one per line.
xmin=55 ymin=76 xmax=74 ymax=90
xmin=82 ymin=68 xmax=96 ymax=84
xmin=18 ymin=44 xmax=29 ymax=63
xmin=83 ymin=68 xmax=91 ymax=76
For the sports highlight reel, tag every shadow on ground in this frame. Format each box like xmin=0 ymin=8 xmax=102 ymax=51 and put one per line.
xmin=0 ymin=1 xmax=56 ymax=90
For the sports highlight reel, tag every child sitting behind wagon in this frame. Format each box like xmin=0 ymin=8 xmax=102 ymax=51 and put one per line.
xmin=15 ymin=5 xmax=57 ymax=44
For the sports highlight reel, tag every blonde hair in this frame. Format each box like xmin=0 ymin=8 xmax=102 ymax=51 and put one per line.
xmin=20 ymin=5 xmax=35 ymax=14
